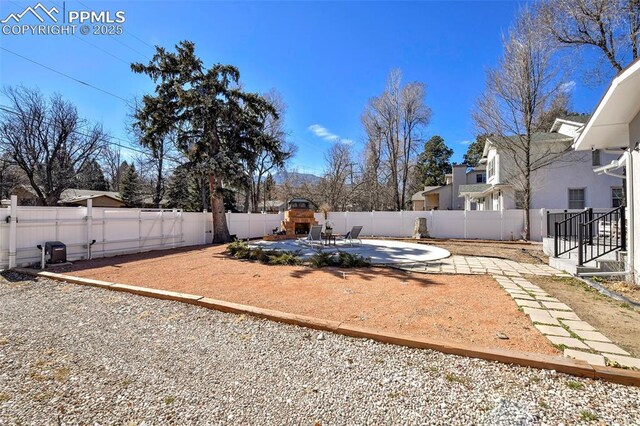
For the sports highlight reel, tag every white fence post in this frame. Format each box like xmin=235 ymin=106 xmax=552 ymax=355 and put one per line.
xmin=463 ymin=210 xmax=467 ymax=239
xmin=500 ymin=209 xmax=504 ymax=241
xmin=202 ymin=210 xmax=207 ymax=244
xmin=8 ymin=195 xmax=17 ymax=269
xmin=172 ymin=209 xmax=177 ymax=248
xmin=86 ymin=199 xmax=93 ymax=259
xmin=370 ymin=211 xmax=374 ymax=237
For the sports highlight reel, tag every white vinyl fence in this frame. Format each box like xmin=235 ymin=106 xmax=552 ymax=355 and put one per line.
xmin=0 ymin=195 xmax=555 ymax=269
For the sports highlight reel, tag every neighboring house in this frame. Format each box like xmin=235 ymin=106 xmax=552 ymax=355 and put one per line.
xmin=10 ymin=185 xmax=126 ymax=208
xmin=459 ymin=117 xmax=623 ymax=211
xmin=261 ymin=200 xmax=286 ymax=213
xmin=572 ymin=58 xmax=640 ymax=284
xmin=411 ymin=165 xmax=487 ymax=211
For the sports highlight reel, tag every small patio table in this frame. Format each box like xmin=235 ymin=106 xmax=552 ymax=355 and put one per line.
xmin=321 ymin=232 xmax=338 ymax=246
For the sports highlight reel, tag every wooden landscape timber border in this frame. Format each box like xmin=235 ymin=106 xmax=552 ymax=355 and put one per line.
xmin=13 ymin=267 xmax=640 ymax=387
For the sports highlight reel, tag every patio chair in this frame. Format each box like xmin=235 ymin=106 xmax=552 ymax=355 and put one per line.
xmin=338 ymin=225 xmax=363 ymax=247
xmin=298 ymin=224 xmax=324 ymax=247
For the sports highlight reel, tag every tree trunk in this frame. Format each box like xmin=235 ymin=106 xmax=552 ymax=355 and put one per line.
xmin=209 ymin=172 xmax=232 ymax=243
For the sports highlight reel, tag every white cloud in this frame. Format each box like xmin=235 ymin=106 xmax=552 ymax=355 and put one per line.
xmin=308 ymin=124 xmax=350 ymax=144
xmin=460 ymin=140 xmax=472 ymax=145
xmin=560 ymin=80 xmax=576 ymax=93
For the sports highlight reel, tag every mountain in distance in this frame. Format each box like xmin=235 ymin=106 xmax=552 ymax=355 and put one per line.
xmin=273 ymin=170 xmax=321 ymax=185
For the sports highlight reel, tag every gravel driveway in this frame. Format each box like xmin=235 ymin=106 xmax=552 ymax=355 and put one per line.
xmin=1 ymin=273 xmax=639 ymax=425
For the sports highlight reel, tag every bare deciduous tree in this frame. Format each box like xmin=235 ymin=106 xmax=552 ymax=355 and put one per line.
xmin=245 ymin=90 xmax=295 ymax=212
xmin=537 ymin=0 xmax=640 ymax=74
xmin=362 ymin=69 xmax=431 ymax=210
xmin=473 ymin=8 xmax=575 ymax=240
xmin=0 ymin=86 xmax=107 ymax=205
xmin=318 ymin=142 xmax=361 ymax=211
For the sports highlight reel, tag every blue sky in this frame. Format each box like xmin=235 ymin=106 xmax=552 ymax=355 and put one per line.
xmin=0 ymin=0 xmax=609 ymax=176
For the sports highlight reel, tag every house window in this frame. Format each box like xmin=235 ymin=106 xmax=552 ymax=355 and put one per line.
xmin=612 ymin=187 xmax=624 ymax=208
xmin=515 ymin=191 xmax=525 ymax=209
xmin=487 ymin=158 xmax=495 ymax=179
xmin=476 ymin=173 xmax=486 ymax=183
xmin=568 ymin=188 xmax=585 ymax=209
xmin=592 ymin=150 xmax=601 ymax=166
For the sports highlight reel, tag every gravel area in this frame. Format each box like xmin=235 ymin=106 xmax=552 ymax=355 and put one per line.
xmin=1 ymin=273 xmax=640 ymax=425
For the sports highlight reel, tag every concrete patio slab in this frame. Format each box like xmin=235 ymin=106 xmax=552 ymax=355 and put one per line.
xmin=250 ymin=239 xmax=451 ymax=265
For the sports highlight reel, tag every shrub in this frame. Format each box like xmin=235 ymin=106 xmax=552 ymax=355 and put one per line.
xmin=308 ymin=250 xmax=335 ymax=268
xmin=308 ymin=250 xmax=370 ymax=268
xmin=337 ymin=252 xmax=370 ymax=267
xmin=226 ymin=241 xmax=301 ymax=265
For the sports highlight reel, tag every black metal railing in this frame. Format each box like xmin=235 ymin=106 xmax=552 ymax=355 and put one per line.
xmin=578 ymin=206 xmax=626 ymax=266
xmin=553 ymin=208 xmax=594 ymax=257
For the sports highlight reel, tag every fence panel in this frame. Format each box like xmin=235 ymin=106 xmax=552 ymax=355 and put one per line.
xmin=430 ymin=210 xmax=466 ymax=239
xmin=0 ymin=200 xmax=555 ymax=269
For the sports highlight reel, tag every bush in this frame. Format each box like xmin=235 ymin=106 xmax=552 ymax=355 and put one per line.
xmin=308 ymin=250 xmax=370 ymax=268
xmin=225 ymin=241 xmax=300 ymax=265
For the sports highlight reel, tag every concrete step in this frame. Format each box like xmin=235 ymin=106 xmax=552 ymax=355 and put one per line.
xmin=549 ymin=252 xmax=625 ymax=276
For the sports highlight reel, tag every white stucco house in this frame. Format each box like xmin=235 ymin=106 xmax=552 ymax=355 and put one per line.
xmin=458 ymin=117 xmax=624 ymax=211
xmin=572 ymin=59 xmax=640 ymax=285
xmin=411 ymin=165 xmax=486 ymax=211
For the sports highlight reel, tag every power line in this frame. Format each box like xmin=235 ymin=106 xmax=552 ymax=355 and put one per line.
xmin=74 ymin=0 xmax=156 ymax=53
xmin=0 ymin=105 xmax=185 ymax=165
xmin=0 ymin=47 xmax=131 ymax=104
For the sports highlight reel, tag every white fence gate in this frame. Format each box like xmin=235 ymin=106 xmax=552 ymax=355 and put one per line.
xmin=0 ymin=195 xmax=556 ymax=268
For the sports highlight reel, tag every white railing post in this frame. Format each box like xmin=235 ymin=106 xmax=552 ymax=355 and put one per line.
xmin=8 ymin=195 xmax=17 ymax=269
xmin=86 ymin=199 xmax=93 ymax=259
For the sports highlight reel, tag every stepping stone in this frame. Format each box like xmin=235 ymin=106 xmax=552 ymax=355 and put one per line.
xmin=535 ymin=324 xmax=570 ymax=337
xmin=572 ymin=330 xmax=611 ymax=343
xmin=526 ymin=311 xmax=561 ymax=326
xmin=585 ymin=341 xmax=630 ymax=355
xmin=548 ymin=310 xmax=580 ymax=321
xmin=498 ymin=282 xmax=521 ymax=290
xmin=604 ymin=354 xmax=640 ymax=369
xmin=561 ymin=320 xmax=596 ymax=331
xmin=512 ymin=293 xmax=535 ymax=301
xmin=546 ymin=335 xmax=589 ymax=350
xmin=536 ymin=296 xmax=560 ymax=302
xmin=515 ymin=299 xmax=541 ymax=308
xmin=541 ymin=301 xmax=572 ymax=311
xmin=564 ymin=349 xmax=606 ymax=366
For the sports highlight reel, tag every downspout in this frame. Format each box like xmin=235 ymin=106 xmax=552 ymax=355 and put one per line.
xmin=627 ymin=144 xmax=636 ymax=283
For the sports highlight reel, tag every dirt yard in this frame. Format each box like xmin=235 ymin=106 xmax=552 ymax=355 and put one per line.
xmin=50 ymin=244 xmax=557 ymax=355
xmin=403 ymin=239 xmax=546 ymax=264
xmin=529 ymin=276 xmax=640 ymax=357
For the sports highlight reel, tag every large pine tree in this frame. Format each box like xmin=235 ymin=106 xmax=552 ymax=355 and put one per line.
xmin=119 ymin=164 xmax=142 ymax=207
xmin=132 ymin=41 xmax=288 ymax=242
xmin=414 ymin=136 xmax=453 ymax=187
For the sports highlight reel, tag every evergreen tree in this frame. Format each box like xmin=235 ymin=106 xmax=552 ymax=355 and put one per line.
xmin=132 ymin=41 xmax=288 ymax=242
xmin=463 ymin=135 xmax=487 ymax=167
xmin=414 ymin=136 xmax=453 ymax=187
xmin=75 ymin=159 xmax=109 ymax=190
xmin=119 ymin=164 xmax=142 ymax=207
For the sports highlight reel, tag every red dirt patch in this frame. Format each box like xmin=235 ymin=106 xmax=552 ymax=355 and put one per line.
xmin=52 ymin=244 xmax=557 ymax=355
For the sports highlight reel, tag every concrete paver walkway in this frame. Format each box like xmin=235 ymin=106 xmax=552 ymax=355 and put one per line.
xmin=494 ymin=274 xmax=640 ymax=369
xmin=400 ymin=255 xmax=639 ymax=369
xmin=397 ymin=255 xmax=571 ymax=277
